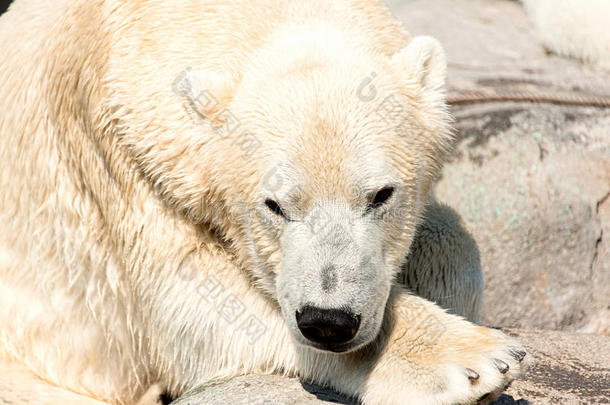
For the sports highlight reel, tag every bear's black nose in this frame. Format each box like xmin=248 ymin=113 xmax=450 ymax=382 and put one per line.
xmin=296 ymin=306 xmax=360 ymax=347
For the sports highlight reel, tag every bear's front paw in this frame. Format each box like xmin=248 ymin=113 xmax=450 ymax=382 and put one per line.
xmin=430 ymin=326 xmax=529 ymax=405
xmin=361 ymin=319 xmax=531 ymax=405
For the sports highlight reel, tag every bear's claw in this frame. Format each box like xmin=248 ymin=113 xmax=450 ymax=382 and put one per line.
xmin=510 ymin=349 xmax=527 ymax=362
xmin=493 ymin=359 xmax=510 ymax=374
xmin=466 ymin=368 xmax=480 ymax=382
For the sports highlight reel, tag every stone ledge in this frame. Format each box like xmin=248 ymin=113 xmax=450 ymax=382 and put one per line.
xmin=171 ymin=329 xmax=610 ymax=404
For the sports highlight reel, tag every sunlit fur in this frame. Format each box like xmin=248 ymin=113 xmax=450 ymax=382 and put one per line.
xmin=523 ymin=0 xmax=610 ymax=70
xmin=0 ymin=1 xmax=528 ymax=404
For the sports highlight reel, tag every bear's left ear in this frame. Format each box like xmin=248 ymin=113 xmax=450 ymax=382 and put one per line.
xmin=392 ymin=36 xmax=447 ymax=94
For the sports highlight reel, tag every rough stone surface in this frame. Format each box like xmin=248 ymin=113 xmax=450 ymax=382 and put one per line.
xmin=436 ymin=103 xmax=610 ymax=332
xmin=171 ymin=329 xmax=610 ymax=404
xmin=393 ymin=0 xmax=610 ymax=333
xmin=391 ymin=0 xmax=610 ymax=98
xmin=171 ymin=374 xmax=354 ymax=405
xmin=496 ymin=329 xmax=610 ymax=404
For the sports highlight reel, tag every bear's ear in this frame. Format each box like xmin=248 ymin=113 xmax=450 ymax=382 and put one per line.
xmin=392 ymin=36 xmax=447 ymax=94
xmin=172 ymin=67 xmax=234 ymax=120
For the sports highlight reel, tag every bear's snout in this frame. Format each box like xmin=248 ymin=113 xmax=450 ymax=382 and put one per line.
xmin=296 ymin=305 xmax=360 ymax=351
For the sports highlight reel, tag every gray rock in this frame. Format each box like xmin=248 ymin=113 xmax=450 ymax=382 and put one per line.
xmin=170 ymin=374 xmax=355 ymax=405
xmin=171 ymin=329 xmax=610 ymax=404
xmin=391 ymin=0 xmax=610 ymax=98
xmin=497 ymin=329 xmax=610 ymax=404
xmin=435 ymin=103 xmax=610 ymax=332
xmin=392 ymin=0 xmax=610 ymax=332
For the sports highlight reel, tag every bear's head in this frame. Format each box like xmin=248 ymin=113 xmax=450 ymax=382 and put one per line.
xmin=171 ymin=36 xmax=452 ymax=353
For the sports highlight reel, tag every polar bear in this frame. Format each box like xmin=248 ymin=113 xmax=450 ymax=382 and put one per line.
xmin=523 ymin=0 xmax=610 ymax=70
xmin=0 ymin=0 xmax=528 ymax=404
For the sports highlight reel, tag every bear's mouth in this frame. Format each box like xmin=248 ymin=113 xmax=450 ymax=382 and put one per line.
xmin=301 ymin=340 xmax=358 ymax=353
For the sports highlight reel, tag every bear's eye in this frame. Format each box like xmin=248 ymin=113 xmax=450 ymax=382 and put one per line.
xmin=264 ymin=199 xmax=286 ymax=218
xmin=369 ymin=187 xmax=394 ymax=210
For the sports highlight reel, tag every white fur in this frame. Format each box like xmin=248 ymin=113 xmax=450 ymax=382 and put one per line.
xmin=0 ymin=1 xmax=528 ymax=404
xmin=523 ymin=0 xmax=610 ymax=69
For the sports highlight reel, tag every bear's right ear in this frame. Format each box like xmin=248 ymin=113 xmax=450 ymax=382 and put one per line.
xmin=391 ymin=36 xmax=447 ymax=95
xmin=172 ymin=67 xmax=234 ymax=121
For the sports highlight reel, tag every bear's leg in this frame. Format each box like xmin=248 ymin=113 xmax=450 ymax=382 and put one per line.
xmin=332 ymin=287 xmax=530 ymax=405
xmin=0 ymin=360 xmax=163 ymax=405
xmin=398 ymin=202 xmax=483 ymax=322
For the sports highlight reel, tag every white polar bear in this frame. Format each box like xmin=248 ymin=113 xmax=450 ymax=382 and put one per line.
xmin=523 ymin=0 xmax=610 ymax=70
xmin=0 ymin=0 xmax=528 ymax=404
